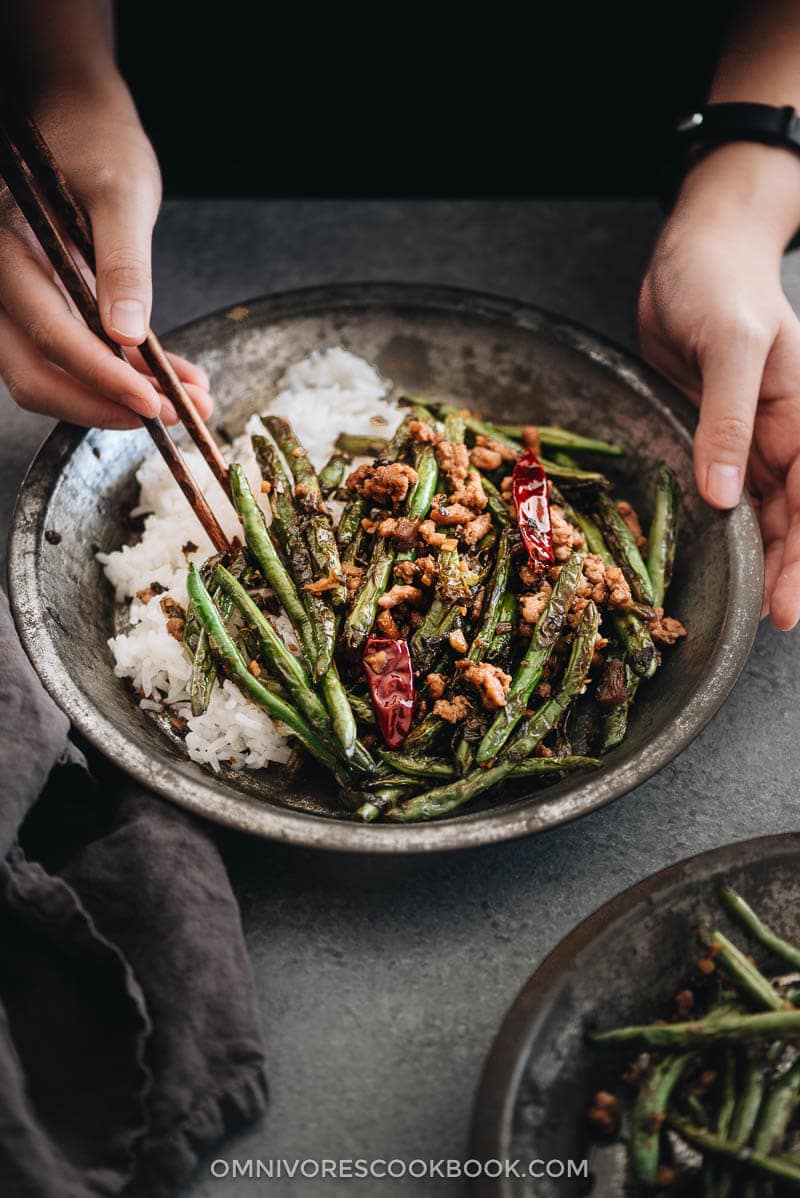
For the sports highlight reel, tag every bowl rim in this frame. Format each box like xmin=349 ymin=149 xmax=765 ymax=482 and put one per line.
xmin=6 ymin=281 xmax=764 ymax=854
xmin=468 ymin=831 xmax=800 ymax=1196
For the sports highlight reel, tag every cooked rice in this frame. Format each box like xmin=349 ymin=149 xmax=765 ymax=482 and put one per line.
xmin=99 ymin=348 xmax=401 ymax=772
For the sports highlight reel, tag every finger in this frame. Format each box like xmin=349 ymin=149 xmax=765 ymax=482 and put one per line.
xmin=89 ymin=181 xmax=158 ymax=346
xmin=758 ymin=491 xmax=788 ymax=619
xmin=0 ymin=309 xmax=142 ymax=429
xmin=136 ymin=370 xmax=213 ymax=420
xmin=124 ymin=346 xmax=209 ymax=390
xmin=0 ymin=236 xmax=161 ymax=417
xmin=693 ymin=327 xmax=770 ymax=510
xmin=769 ymin=457 xmax=800 ymax=631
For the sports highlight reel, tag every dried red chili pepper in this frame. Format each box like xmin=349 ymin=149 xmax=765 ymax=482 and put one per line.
xmin=513 ymin=449 xmax=555 ymax=569
xmin=362 ymin=635 xmax=415 ymax=748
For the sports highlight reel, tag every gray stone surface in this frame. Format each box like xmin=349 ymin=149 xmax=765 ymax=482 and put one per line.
xmin=1 ymin=201 xmax=798 ymax=1196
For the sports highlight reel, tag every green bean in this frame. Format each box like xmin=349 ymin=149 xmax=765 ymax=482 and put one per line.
xmin=476 ymin=552 xmax=584 ymax=764
xmin=749 ymin=1059 xmax=800 ymax=1161
xmin=486 ymin=592 xmax=517 ymax=667
xmin=395 ymin=442 xmax=440 ymax=563
xmin=600 ymin=645 xmax=639 ymax=749
xmin=389 ymin=604 xmax=599 ymax=821
xmin=403 ymin=711 xmax=446 ymax=753
xmin=262 ymin=418 xmax=347 ymax=607
xmin=720 ymin=887 xmax=800 ymax=970
xmin=189 ymin=584 xmax=239 ymax=717
xmin=342 ymin=537 xmax=396 ymax=653
xmin=668 ymin=1118 xmax=800 ymax=1186
xmin=479 ymin=473 xmax=511 ymax=527
xmin=212 ymin=564 xmax=333 ymax=735
xmin=595 ymin=492 xmax=655 ymax=604
xmin=335 ymin=432 xmax=389 ymax=456
xmin=252 ymin=440 xmax=336 ymax=677
xmin=346 ymin=692 xmax=376 ymax=725
xmin=538 ymin=458 xmax=612 ymax=490
xmin=466 ymin=528 xmax=511 ymax=662
xmin=592 ymin=1008 xmax=800 ymax=1049
xmin=187 ymin=565 xmax=346 ymax=782
xmin=378 ymin=752 xmax=457 ymax=780
xmin=232 ymin=462 xmax=361 ymax=756
xmin=444 ymin=407 xmax=466 ymax=444
xmin=700 ymin=927 xmax=789 ymax=1012
xmin=229 ymin=463 xmax=315 ymax=670
xmin=647 ymin=464 xmax=680 ymax=607
xmin=336 ymin=495 xmax=366 ymax=551
xmin=477 ymin=421 xmax=624 ymax=457
xmin=354 ymin=784 xmax=413 ymax=823
xmin=631 ymin=1054 xmax=692 ymax=1186
xmin=318 ymin=452 xmax=347 ymax=496
xmin=569 ymin=507 xmax=658 ymax=678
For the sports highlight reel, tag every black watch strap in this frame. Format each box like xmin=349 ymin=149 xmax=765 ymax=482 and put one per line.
xmin=663 ymin=102 xmax=800 ymax=247
xmin=675 ymin=102 xmax=800 ymax=151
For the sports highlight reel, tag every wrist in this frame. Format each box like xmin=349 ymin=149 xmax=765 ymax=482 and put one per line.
xmin=673 ymin=141 xmax=800 ymax=253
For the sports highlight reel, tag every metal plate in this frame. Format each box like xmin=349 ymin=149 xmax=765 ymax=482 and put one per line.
xmin=6 ymin=283 xmax=762 ymax=853
xmin=471 ymin=833 xmax=800 ymax=1196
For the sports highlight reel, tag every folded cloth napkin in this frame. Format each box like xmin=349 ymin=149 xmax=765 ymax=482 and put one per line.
xmin=0 ymin=590 xmax=267 ymax=1198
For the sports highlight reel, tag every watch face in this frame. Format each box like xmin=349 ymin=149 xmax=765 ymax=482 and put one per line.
xmin=676 ymin=112 xmax=703 ymax=134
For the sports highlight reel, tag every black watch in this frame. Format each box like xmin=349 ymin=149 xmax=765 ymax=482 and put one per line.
xmin=663 ymin=101 xmax=800 ymax=209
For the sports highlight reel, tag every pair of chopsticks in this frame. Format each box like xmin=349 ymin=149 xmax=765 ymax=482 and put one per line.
xmin=0 ymin=95 xmax=233 ymax=554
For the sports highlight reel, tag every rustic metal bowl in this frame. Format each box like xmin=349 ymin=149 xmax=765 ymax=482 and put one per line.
xmin=7 ymin=283 xmax=762 ymax=852
xmin=471 ymin=833 xmax=800 ymax=1197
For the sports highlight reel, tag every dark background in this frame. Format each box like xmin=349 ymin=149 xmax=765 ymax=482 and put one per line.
xmin=117 ymin=4 xmax=733 ymax=199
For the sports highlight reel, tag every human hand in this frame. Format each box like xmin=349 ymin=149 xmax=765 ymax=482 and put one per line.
xmin=639 ymin=142 xmax=800 ymax=631
xmin=0 ymin=75 xmax=211 ymax=429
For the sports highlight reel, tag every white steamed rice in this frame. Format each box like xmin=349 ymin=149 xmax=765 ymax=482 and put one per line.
xmin=99 ymin=348 xmax=402 ymax=773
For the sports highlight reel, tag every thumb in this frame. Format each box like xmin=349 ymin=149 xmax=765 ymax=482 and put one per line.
xmin=693 ymin=327 xmax=770 ymax=509
xmin=90 ymin=182 xmax=158 ymax=347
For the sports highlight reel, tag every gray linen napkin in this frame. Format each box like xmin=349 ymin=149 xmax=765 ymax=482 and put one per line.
xmin=0 ymin=590 xmax=267 ymax=1198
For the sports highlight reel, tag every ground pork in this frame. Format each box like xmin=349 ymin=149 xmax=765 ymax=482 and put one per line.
xmin=393 ymin=559 xmax=418 ymax=584
xmin=377 ymin=584 xmax=423 ymax=610
xmin=166 ymin=617 xmax=185 ymax=641
xmin=449 ymin=469 xmax=488 ymax=512
xmin=605 ymin=564 xmax=632 ymax=609
xmin=469 ymin=444 xmax=504 ymax=472
xmin=418 ymin=519 xmax=448 ymax=548
xmin=648 ymin=608 xmax=688 ymax=645
xmin=474 ymin=433 xmax=519 ymax=462
xmin=448 ymin=628 xmax=469 ymax=654
xmin=375 ymin=515 xmax=420 ymax=548
xmin=461 ymin=511 xmax=493 ymax=546
xmin=429 ymin=498 xmax=476 ymax=526
xmin=346 ymin=461 xmax=418 ymax=509
xmin=426 ymin=672 xmax=447 ymax=699
xmin=456 ymin=660 xmax=512 ymax=709
xmin=520 ymin=583 xmax=552 ymax=625
xmin=435 ymin=439 xmax=469 ymax=487
xmin=577 ymin=553 xmax=608 ymax=604
xmin=408 ymin=419 xmax=436 ymax=443
xmin=616 ymin=500 xmax=647 ymax=550
xmin=342 ymin=562 xmax=364 ymax=599
xmin=376 ymin=609 xmax=401 ymax=638
xmin=433 ymin=694 xmax=471 ymax=724
xmin=416 ymin=555 xmax=437 ymax=587
xmin=551 ymin=505 xmax=584 ymax=561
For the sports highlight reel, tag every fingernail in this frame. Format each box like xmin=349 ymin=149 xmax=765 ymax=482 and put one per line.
xmin=110 ymin=299 xmax=146 ymax=341
xmin=707 ymin=463 xmax=742 ymax=508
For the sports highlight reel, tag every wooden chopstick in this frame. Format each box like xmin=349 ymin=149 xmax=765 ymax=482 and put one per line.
xmin=0 ymin=110 xmax=232 ymax=554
